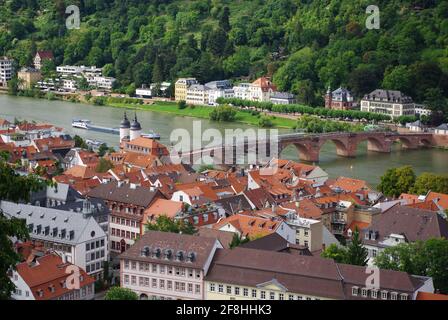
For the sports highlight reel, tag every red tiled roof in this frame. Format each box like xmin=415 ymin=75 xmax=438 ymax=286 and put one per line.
xmin=416 ymin=292 xmax=448 ymax=300
xmin=426 ymin=192 xmax=448 ymax=210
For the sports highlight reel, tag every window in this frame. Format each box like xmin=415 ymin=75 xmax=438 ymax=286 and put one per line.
xmin=288 ymin=295 xmax=294 ymax=300
xmin=306 ymin=297 xmax=312 ymax=300
xmin=297 ymin=296 xmax=303 ymax=300
xmin=270 ymin=292 xmax=275 ymax=300
xmin=131 ymin=261 xmax=136 ymax=270
xmin=152 ymin=264 xmax=157 ymax=273
xmin=251 ymin=289 xmax=257 ymax=298
xmin=167 ymin=266 xmax=173 ymax=275
xmin=352 ymin=287 xmax=359 ymax=296
xmin=167 ymin=281 xmax=172 ymax=290
xmin=381 ymin=291 xmax=388 ymax=300
xmin=124 ymin=275 xmax=129 ymax=284
xmin=124 ymin=260 xmax=129 ymax=269
xmin=260 ymin=291 xmax=266 ymax=299
xmin=188 ymin=283 xmax=193 ymax=293
xmin=362 ymin=288 xmax=368 ymax=297
xmin=160 ymin=280 xmax=165 ymax=289
xmin=279 ymin=293 xmax=284 ymax=300
xmin=391 ymin=292 xmax=398 ymax=300
xmin=218 ymin=285 xmax=223 ymax=293
xmin=152 ymin=278 xmax=157 ymax=288
xmin=86 ymin=243 xmax=90 ymax=251
xmin=188 ymin=269 xmax=193 ymax=278
xmin=180 ymin=283 xmax=185 ymax=292
xmin=226 ymin=286 xmax=232 ymax=294
xmin=400 ymin=294 xmax=408 ymax=301
xmin=243 ymin=288 xmax=248 ymax=297
xmin=131 ymin=276 xmax=136 ymax=285
xmin=195 ymin=285 xmax=201 ymax=294
xmin=371 ymin=290 xmax=378 ymax=299
xmin=160 ymin=265 xmax=165 ymax=274
xmin=210 ymin=283 xmax=215 ymax=292
xmin=235 ymin=287 xmax=240 ymax=295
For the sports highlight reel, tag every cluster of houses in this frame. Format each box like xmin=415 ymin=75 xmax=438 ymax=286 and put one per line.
xmin=0 ymin=52 xmax=116 ymax=93
xmin=2 ymin=114 xmax=448 ymax=300
xmin=174 ymin=77 xmax=296 ymax=106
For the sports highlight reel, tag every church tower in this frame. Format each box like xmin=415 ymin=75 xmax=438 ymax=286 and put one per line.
xmin=325 ymin=86 xmax=332 ymax=109
xmin=120 ymin=112 xmax=130 ymax=142
xmin=130 ymin=113 xmax=142 ymax=141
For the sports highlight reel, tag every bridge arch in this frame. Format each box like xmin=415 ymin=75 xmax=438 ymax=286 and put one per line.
xmin=355 ymin=135 xmax=391 ymax=153
xmin=280 ymin=142 xmax=319 ymax=162
xmin=319 ymin=138 xmax=354 ymax=158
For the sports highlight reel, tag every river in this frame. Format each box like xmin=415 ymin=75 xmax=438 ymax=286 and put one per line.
xmin=1 ymin=95 xmax=447 ymax=187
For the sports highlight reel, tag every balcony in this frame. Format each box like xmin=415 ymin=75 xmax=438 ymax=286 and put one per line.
xmin=331 ymin=218 xmax=346 ymax=225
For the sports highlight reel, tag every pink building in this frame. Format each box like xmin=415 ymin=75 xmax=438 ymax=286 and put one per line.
xmin=118 ymin=231 xmax=222 ymax=300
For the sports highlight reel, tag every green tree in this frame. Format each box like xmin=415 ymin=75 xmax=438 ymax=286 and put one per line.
xmin=321 ymin=244 xmax=347 ymax=263
xmin=0 ymin=154 xmax=48 ymax=299
xmin=104 ymin=287 xmax=138 ymax=300
xmin=345 ymin=228 xmax=368 ymax=266
xmin=210 ymin=105 xmax=237 ymax=122
xmin=378 ymin=166 xmax=416 ymax=198
xmin=74 ymin=135 xmax=88 ymax=149
xmin=229 ymin=233 xmax=250 ymax=249
xmin=410 ymin=173 xmax=448 ymax=195
xmin=145 ymin=215 xmax=196 ymax=235
xmin=95 ymin=158 xmax=114 ymax=173
xmin=177 ymin=100 xmax=187 ymax=109
xmin=374 ymin=239 xmax=448 ymax=293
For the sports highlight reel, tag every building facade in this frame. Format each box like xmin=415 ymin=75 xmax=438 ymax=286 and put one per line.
xmin=325 ymin=87 xmax=355 ymax=110
xmin=175 ymin=78 xmax=198 ymax=101
xmin=17 ymin=67 xmax=42 ymax=90
xmin=1 ymin=201 xmax=108 ymax=280
xmin=119 ymin=231 xmax=223 ymax=300
xmin=360 ymin=89 xmax=415 ymax=118
xmin=0 ymin=57 xmax=14 ymax=86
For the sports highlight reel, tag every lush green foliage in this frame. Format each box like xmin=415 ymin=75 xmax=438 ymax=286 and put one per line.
xmin=218 ymin=98 xmax=392 ymax=122
xmin=229 ymin=233 xmax=250 ymax=249
xmin=0 ymin=153 xmax=48 ymax=299
xmin=104 ymin=287 xmax=138 ymax=300
xmin=1 ymin=1 xmax=447 ymax=114
xmin=320 ymin=228 xmax=368 ymax=266
xmin=209 ymin=105 xmax=237 ymax=122
xmin=296 ymin=115 xmax=365 ymax=133
xmin=378 ymin=166 xmax=448 ymax=197
xmin=145 ymin=215 xmax=196 ymax=235
xmin=374 ymin=239 xmax=448 ymax=293
xmin=378 ymin=166 xmax=417 ymax=197
xmin=95 ymin=158 xmax=114 ymax=173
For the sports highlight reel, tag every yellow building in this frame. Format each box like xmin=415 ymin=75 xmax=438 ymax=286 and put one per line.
xmin=17 ymin=67 xmax=42 ymax=90
xmin=204 ymin=247 xmax=423 ymax=300
xmin=175 ymin=78 xmax=198 ymax=102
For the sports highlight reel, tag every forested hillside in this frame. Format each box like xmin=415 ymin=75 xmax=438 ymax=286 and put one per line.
xmin=1 ymin=0 xmax=447 ymax=111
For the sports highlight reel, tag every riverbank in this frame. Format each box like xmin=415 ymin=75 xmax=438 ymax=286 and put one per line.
xmin=2 ymin=90 xmax=297 ymax=129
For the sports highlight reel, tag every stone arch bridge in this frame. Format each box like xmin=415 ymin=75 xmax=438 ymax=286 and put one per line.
xmin=178 ymin=132 xmax=436 ymax=164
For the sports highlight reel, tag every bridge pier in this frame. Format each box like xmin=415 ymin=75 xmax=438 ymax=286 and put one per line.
xmin=367 ymin=140 xmax=392 ymax=153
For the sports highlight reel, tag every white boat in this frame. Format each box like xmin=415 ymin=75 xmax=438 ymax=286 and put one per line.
xmin=72 ymin=119 xmax=91 ymax=129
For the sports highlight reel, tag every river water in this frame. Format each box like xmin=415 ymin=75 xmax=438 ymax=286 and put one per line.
xmin=1 ymin=95 xmax=447 ymax=187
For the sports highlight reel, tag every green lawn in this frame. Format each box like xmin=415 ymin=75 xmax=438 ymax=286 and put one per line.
xmin=105 ymin=101 xmax=297 ymax=129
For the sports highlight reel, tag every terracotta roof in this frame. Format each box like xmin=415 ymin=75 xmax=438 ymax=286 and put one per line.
xmin=64 ymin=165 xmax=96 ymax=179
xmin=252 ymin=77 xmax=277 ymax=92
xmin=416 ymin=292 xmax=448 ymax=300
xmin=16 ymin=253 xmax=94 ymax=300
xmin=243 ymin=188 xmax=275 ymax=210
xmin=213 ymin=214 xmax=281 ymax=239
xmin=282 ymin=199 xmax=323 ymax=219
xmin=33 ymin=137 xmax=74 ymax=152
xmin=144 ymin=199 xmax=183 ymax=219
xmin=426 ymin=192 xmax=448 ymax=210
xmin=36 ymin=51 xmax=54 ymax=60
xmin=332 ymin=177 xmax=369 ymax=193
xmin=347 ymin=221 xmax=370 ymax=233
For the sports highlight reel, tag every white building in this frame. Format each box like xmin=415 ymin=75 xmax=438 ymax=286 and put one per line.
xmin=233 ymin=83 xmax=252 ymax=100
xmin=1 ymin=201 xmax=108 ymax=280
xmin=0 ymin=57 xmax=14 ymax=86
xmin=414 ymin=104 xmax=432 ymax=117
xmin=56 ymin=65 xmax=102 ymax=77
xmin=186 ymin=84 xmax=209 ymax=105
xmin=62 ymin=79 xmax=77 ymax=92
xmin=360 ymin=89 xmax=415 ymax=118
xmin=435 ymin=123 xmax=448 ymax=135
xmin=205 ymin=80 xmax=234 ymax=105
xmin=89 ymin=76 xmax=115 ymax=90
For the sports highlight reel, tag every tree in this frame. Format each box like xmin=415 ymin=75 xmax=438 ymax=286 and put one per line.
xmin=74 ymin=135 xmax=88 ymax=149
xmin=98 ymin=143 xmax=111 ymax=157
xmin=0 ymin=154 xmax=48 ymax=299
xmin=210 ymin=105 xmax=237 ymax=122
xmin=410 ymin=173 xmax=448 ymax=195
xmin=378 ymin=166 xmax=416 ymax=198
xmin=95 ymin=158 xmax=114 ymax=173
xmin=374 ymin=239 xmax=448 ymax=293
xmin=104 ymin=287 xmax=138 ymax=300
xmin=229 ymin=233 xmax=250 ymax=249
xmin=177 ymin=100 xmax=187 ymax=109
xmin=345 ymin=228 xmax=368 ymax=266
xmin=321 ymin=244 xmax=347 ymax=263
xmin=145 ymin=215 xmax=196 ymax=235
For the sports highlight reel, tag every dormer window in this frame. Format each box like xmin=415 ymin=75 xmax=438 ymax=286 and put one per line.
xmin=400 ymin=293 xmax=408 ymax=300
xmin=390 ymin=292 xmax=398 ymax=300
xmin=381 ymin=291 xmax=388 ymax=300
xmin=361 ymin=288 xmax=368 ymax=297
xmin=352 ymin=287 xmax=359 ymax=296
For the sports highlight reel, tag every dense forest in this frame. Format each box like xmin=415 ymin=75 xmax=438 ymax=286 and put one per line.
xmin=0 ymin=0 xmax=447 ymax=113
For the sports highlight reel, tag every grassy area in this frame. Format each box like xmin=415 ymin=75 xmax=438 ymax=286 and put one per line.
xmin=105 ymin=101 xmax=297 ymax=129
